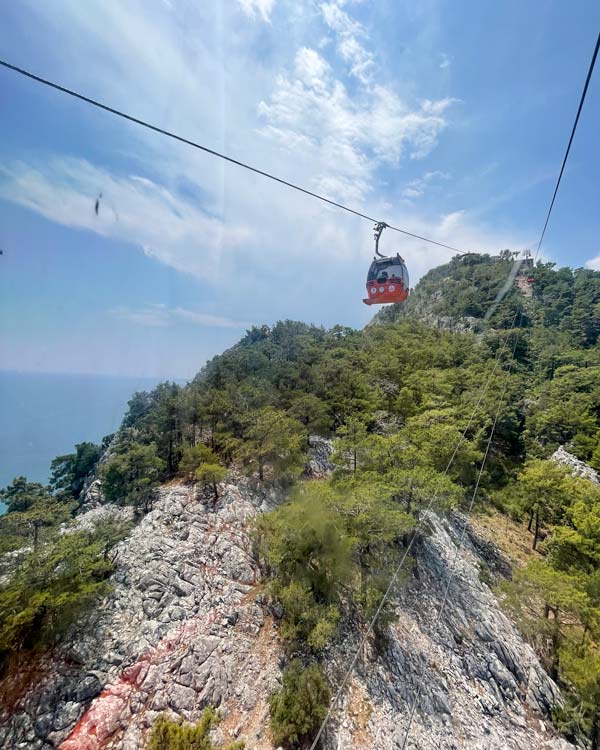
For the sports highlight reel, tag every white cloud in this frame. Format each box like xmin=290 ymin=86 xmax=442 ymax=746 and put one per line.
xmin=172 ymin=307 xmax=251 ymax=328
xmin=585 ymin=255 xmax=600 ymax=270
xmin=237 ymin=0 xmax=276 ymax=22
xmin=0 ymin=159 xmax=250 ymax=281
xmin=440 ymin=53 xmax=451 ymax=70
xmin=402 ymin=170 xmax=450 ymax=199
xmin=258 ymin=49 xmax=454 ymax=205
xmin=1 ymin=0 xmax=527 ymax=332
xmin=385 ymin=209 xmax=530 ymax=289
xmin=111 ymin=305 xmax=169 ymax=327
xmin=321 ymin=2 xmax=374 ymax=84
xmin=294 ymin=47 xmax=330 ymax=88
xmin=112 ymin=304 xmax=251 ymax=329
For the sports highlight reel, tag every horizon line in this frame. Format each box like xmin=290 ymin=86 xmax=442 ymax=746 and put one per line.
xmin=0 ymin=367 xmax=190 ymax=382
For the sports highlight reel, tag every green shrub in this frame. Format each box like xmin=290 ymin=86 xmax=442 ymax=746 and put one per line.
xmin=269 ymin=661 xmax=331 ymax=749
xmin=179 ymin=444 xmax=217 ymax=478
xmin=0 ymin=517 xmax=129 ymax=662
xmin=101 ymin=443 xmax=166 ymax=512
xmin=50 ymin=441 xmax=102 ymax=503
xmin=148 ymin=708 xmax=244 ymax=750
xmin=256 ymin=480 xmax=413 ymax=650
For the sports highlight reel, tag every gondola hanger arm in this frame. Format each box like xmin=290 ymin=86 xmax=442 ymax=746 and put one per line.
xmin=374 ymin=221 xmax=388 ymax=258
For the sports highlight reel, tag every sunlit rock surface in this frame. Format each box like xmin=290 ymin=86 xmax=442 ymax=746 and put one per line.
xmin=0 ymin=479 xmax=281 ymax=750
xmin=321 ymin=512 xmax=572 ymax=750
xmin=552 ymin=444 xmax=599 ymax=484
xmin=0 ymin=440 xmax=576 ymax=749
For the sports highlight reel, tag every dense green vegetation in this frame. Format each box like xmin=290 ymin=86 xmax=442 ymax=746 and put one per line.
xmin=268 ymin=661 xmax=331 ymax=748
xmin=148 ymin=708 xmax=244 ymax=750
xmin=0 ymin=495 xmax=129 ymax=665
xmin=497 ymin=461 xmax=600 ymax=745
xmin=0 ymin=457 xmax=127 ymax=669
xmin=1 ymin=252 xmax=600 ymax=746
xmin=50 ymin=440 xmax=106 ymax=504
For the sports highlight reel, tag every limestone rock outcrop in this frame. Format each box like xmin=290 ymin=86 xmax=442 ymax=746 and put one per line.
xmin=552 ymin=445 xmax=599 ymax=484
xmin=0 ymin=478 xmax=281 ymax=750
xmin=0 ymin=450 xmax=575 ymax=750
xmin=322 ymin=512 xmax=571 ymax=750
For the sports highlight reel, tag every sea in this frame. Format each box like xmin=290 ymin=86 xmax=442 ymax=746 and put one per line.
xmin=0 ymin=370 xmax=181 ymax=512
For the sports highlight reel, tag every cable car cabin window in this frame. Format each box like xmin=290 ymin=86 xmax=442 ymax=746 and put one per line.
xmin=367 ymin=258 xmax=408 ymax=286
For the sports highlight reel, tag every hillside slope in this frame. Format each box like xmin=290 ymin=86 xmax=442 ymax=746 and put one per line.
xmin=1 ymin=253 xmax=600 ymax=749
xmin=0 ymin=453 xmax=573 ymax=750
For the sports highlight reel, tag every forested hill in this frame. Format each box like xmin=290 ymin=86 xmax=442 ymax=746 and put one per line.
xmin=2 ymin=252 xmax=600 ymax=748
xmin=376 ymin=250 xmax=600 ymax=348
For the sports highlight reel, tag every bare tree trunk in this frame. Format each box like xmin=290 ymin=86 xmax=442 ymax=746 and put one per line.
xmin=545 ymin=605 xmax=560 ymax=681
xmin=527 ymin=507 xmax=534 ymax=532
xmin=532 ymin=507 xmax=540 ymax=550
xmin=591 ymin=708 xmax=599 ymax=750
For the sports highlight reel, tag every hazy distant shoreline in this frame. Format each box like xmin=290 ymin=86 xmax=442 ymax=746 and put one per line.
xmin=0 ymin=370 xmax=183 ymax=491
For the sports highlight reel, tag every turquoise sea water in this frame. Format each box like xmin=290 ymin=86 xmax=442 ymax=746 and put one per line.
xmin=0 ymin=371 xmax=173 ymax=507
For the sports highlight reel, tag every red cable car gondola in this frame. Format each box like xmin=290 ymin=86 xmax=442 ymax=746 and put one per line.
xmin=526 ymin=275 xmax=535 ymax=284
xmin=363 ymin=222 xmax=409 ymax=305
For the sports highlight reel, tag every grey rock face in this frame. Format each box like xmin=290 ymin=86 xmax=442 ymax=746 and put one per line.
xmin=62 ymin=503 xmax=134 ymax=536
xmin=0 ymin=462 xmax=573 ymax=750
xmin=321 ymin=512 xmax=573 ymax=750
xmin=0 ymin=478 xmax=281 ymax=750
xmin=80 ymin=477 xmax=105 ymax=510
xmin=552 ymin=445 xmax=599 ymax=484
xmin=304 ymin=436 xmax=334 ymax=479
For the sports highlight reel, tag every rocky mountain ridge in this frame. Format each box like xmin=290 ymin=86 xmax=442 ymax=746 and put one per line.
xmin=0 ymin=476 xmax=280 ymax=750
xmin=1 ymin=441 xmax=587 ymax=750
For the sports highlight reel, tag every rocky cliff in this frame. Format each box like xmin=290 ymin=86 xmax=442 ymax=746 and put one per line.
xmin=323 ymin=510 xmax=571 ymax=750
xmin=0 ymin=478 xmax=281 ymax=750
xmin=0 ymin=443 xmax=576 ymax=750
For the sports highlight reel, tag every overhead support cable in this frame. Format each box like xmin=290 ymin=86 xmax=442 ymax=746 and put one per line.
xmin=398 ymin=313 xmax=523 ymax=749
xmin=308 ymin=307 xmax=522 ymax=750
xmin=536 ymin=30 xmax=600 ymax=257
xmin=0 ymin=57 xmax=463 ymax=254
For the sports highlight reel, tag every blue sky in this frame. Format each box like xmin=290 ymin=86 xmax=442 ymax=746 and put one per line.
xmin=1 ymin=0 xmax=599 ymax=379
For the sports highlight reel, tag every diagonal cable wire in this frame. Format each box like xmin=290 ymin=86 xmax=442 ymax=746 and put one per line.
xmin=308 ymin=306 xmax=521 ymax=750
xmin=0 ymin=57 xmax=463 ymax=254
xmin=312 ymin=33 xmax=599 ymax=745
xmin=536 ymin=30 xmax=600 ymax=257
xmin=398 ymin=312 xmax=522 ymax=750
xmin=392 ymin=31 xmax=600 ymax=745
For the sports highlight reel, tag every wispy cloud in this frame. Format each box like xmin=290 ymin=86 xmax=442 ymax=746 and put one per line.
xmin=440 ymin=53 xmax=451 ymax=70
xmin=238 ymin=0 xmax=276 ymax=23
xmin=111 ymin=304 xmax=170 ymax=327
xmin=172 ymin=307 xmax=251 ymax=328
xmin=258 ymin=46 xmax=455 ymax=205
xmin=111 ymin=304 xmax=251 ymax=329
xmin=402 ymin=170 xmax=450 ymax=199
xmin=0 ymin=159 xmax=251 ymax=281
xmin=1 ymin=0 xmax=524 ymax=312
xmin=585 ymin=255 xmax=600 ymax=270
xmin=321 ymin=1 xmax=374 ymax=84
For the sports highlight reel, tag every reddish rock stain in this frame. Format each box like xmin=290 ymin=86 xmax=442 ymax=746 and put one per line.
xmin=59 ymin=617 xmax=209 ymax=750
